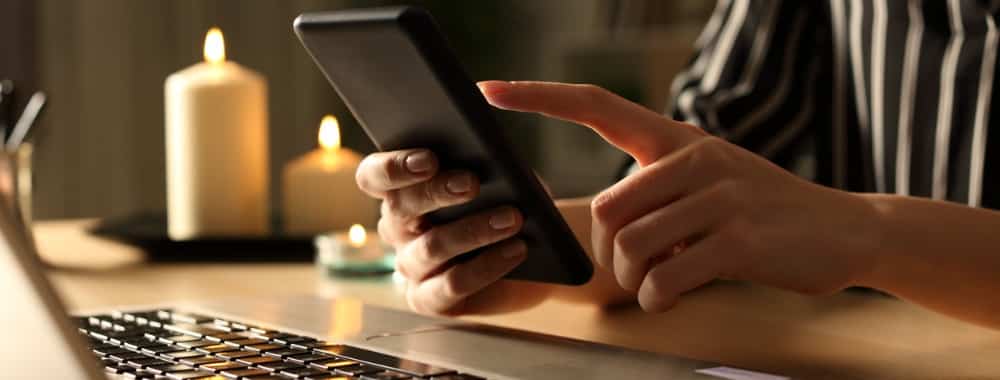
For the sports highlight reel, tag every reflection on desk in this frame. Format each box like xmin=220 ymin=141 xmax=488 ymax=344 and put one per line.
xmin=37 ymin=219 xmax=1000 ymax=379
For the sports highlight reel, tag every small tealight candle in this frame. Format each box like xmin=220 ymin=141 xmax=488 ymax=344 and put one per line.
xmin=315 ymin=224 xmax=394 ymax=277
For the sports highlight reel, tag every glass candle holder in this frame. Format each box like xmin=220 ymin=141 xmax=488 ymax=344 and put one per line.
xmin=315 ymin=224 xmax=394 ymax=277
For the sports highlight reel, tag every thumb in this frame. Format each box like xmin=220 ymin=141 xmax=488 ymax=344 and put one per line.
xmin=478 ymin=81 xmax=704 ymax=166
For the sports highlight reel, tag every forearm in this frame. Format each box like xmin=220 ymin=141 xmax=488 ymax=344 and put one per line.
xmin=858 ymin=194 xmax=1000 ymax=328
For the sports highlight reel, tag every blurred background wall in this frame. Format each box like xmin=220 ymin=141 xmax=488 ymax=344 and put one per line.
xmin=4 ymin=0 xmax=712 ymax=220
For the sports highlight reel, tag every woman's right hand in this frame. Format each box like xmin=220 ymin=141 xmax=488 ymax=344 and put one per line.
xmin=355 ymin=149 xmax=530 ymax=315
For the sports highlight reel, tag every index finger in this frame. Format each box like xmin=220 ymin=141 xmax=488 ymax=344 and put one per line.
xmin=478 ymin=81 xmax=705 ymax=166
xmin=356 ymin=149 xmax=438 ymax=197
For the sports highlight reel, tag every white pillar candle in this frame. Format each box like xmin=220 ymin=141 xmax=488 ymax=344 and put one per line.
xmin=282 ymin=115 xmax=378 ymax=235
xmin=165 ymin=27 xmax=269 ymax=240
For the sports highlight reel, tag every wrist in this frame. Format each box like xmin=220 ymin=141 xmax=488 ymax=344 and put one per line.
xmin=851 ymin=193 xmax=899 ymax=290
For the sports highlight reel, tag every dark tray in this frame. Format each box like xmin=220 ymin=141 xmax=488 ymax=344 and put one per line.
xmin=88 ymin=212 xmax=314 ymax=262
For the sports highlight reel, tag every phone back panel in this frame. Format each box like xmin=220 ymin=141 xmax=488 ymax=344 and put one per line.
xmin=294 ymin=7 xmax=593 ymax=285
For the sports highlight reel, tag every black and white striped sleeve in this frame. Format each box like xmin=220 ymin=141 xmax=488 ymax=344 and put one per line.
xmin=668 ymin=0 xmax=828 ymax=162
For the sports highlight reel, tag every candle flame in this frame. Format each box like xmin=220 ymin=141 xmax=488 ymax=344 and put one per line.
xmin=318 ymin=115 xmax=341 ymax=151
xmin=203 ymin=27 xmax=226 ymax=64
xmin=348 ymin=224 xmax=366 ymax=247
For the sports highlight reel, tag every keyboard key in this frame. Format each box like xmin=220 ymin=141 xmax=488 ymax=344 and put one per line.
xmin=148 ymin=363 xmax=196 ymax=374
xmin=165 ymin=324 xmax=223 ymax=337
xmin=221 ymin=367 xmax=271 ymax=378
xmin=160 ymin=334 xmax=204 ymax=344
xmin=93 ymin=346 xmax=130 ymax=357
xmin=156 ymin=310 xmax=175 ymax=320
xmin=290 ymin=341 xmax=332 ymax=350
xmin=248 ymin=326 xmax=274 ymax=334
xmin=128 ymin=311 xmax=170 ymax=326
xmin=250 ymin=331 xmax=297 ymax=341
xmin=428 ymin=375 xmax=486 ymax=380
xmin=110 ymin=351 xmax=149 ymax=362
xmin=126 ymin=369 xmax=161 ymax=379
xmin=224 ymin=338 xmax=268 ymax=348
xmin=178 ymin=339 xmax=219 ymax=349
xmin=204 ymin=332 xmax=248 ymax=342
xmin=88 ymin=315 xmax=112 ymax=326
xmin=244 ymin=376 xmax=286 ymax=380
xmin=256 ymin=361 xmax=305 ymax=372
xmin=179 ymin=356 xmax=226 ymax=367
xmin=169 ymin=312 xmax=214 ymax=325
xmin=333 ymin=363 xmax=383 ymax=377
xmin=115 ymin=364 xmax=139 ymax=375
xmin=204 ymin=323 xmax=236 ymax=333
xmin=309 ymin=359 xmax=359 ymax=371
xmin=245 ymin=343 xmax=285 ymax=352
xmin=166 ymin=369 xmax=217 ymax=379
xmin=235 ymin=355 xmax=280 ymax=366
xmin=124 ymin=338 xmax=162 ymax=350
xmin=226 ymin=321 xmax=250 ymax=331
xmin=89 ymin=330 xmax=111 ymax=341
xmin=304 ymin=376 xmax=351 ymax=380
xmin=127 ymin=357 xmax=173 ymax=369
xmin=286 ymin=353 xmax=334 ymax=365
xmin=315 ymin=345 xmax=455 ymax=377
xmin=163 ymin=350 xmax=208 ymax=360
xmin=272 ymin=335 xmax=316 ymax=345
xmin=262 ymin=348 xmax=309 ymax=359
xmin=215 ymin=349 xmax=258 ymax=360
xmin=201 ymin=361 xmax=249 ymax=372
xmin=280 ymin=367 xmax=330 ymax=378
xmin=86 ymin=335 xmax=105 ymax=346
xmin=142 ymin=345 xmax=184 ymax=356
xmin=361 ymin=371 xmax=413 ymax=380
xmin=196 ymin=344 xmax=238 ymax=354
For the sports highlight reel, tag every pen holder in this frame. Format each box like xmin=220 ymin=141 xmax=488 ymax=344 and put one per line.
xmin=0 ymin=142 xmax=35 ymax=228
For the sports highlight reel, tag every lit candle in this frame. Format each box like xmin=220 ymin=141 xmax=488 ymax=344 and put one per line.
xmin=315 ymin=224 xmax=393 ymax=276
xmin=282 ymin=116 xmax=378 ymax=235
xmin=164 ymin=27 xmax=270 ymax=240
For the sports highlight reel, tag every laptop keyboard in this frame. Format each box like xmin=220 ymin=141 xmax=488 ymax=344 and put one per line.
xmin=75 ymin=309 xmax=484 ymax=380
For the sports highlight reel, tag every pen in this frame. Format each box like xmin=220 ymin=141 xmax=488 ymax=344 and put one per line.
xmin=6 ymin=92 xmax=46 ymax=152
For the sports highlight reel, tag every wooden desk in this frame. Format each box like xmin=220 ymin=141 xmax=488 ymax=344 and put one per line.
xmin=38 ymin=219 xmax=1000 ymax=379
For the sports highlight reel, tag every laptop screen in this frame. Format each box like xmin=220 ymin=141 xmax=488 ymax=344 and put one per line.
xmin=0 ymin=194 xmax=101 ymax=379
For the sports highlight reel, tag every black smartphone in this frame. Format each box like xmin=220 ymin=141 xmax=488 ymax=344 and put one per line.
xmin=293 ymin=7 xmax=593 ymax=285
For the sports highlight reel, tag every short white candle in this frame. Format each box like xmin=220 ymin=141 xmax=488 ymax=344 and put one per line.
xmin=164 ymin=27 xmax=269 ymax=239
xmin=282 ymin=116 xmax=378 ymax=235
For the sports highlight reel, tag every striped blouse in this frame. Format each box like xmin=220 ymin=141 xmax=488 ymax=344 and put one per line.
xmin=667 ymin=0 xmax=1000 ymax=209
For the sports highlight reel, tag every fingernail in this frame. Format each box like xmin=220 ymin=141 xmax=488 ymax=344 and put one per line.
xmin=405 ymin=151 xmax=433 ymax=173
xmin=489 ymin=209 xmax=517 ymax=230
xmin=477 ymin=80 xmax=511 ymax=93
xmin=446 ymin=173 xmax=472 ymax=194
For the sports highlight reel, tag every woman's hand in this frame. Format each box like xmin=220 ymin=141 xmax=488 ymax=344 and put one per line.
xmin=479 ymin=81 xmax=882 ymax=312
xmin=355 ymin=148 xmax=545 ymax=315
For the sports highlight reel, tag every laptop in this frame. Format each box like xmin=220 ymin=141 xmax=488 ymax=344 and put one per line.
xmin=1 ymin=189 xmax=749 ymax=379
